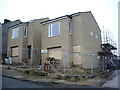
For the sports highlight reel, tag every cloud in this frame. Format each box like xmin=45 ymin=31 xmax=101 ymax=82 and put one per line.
xmin=0 ymin=0 xmax=118 ymax=49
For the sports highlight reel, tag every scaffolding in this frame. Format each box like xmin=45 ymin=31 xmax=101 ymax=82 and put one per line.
xmin=98 ymin=26 xmax=118 ymax=71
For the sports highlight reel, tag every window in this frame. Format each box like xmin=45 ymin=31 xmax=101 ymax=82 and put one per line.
xmin=48 ymin=22 xmax=60 ymax=37
xmin=11 ymin=46 xmax=18 ymax=57
xmin=24 ymin=27 xmax=28 ymax=37
xmin=96 ymin=34 xmax=98 ymax=38
xmin=91 ymin=32 xmax=93 ymax=36
xmin=68 ymin=21 xmax=72 ymax=34
xmin=12 ymin=28 xmax=19 ymax=39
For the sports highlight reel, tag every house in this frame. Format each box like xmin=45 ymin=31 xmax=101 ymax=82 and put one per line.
xmin=7 ymin=11 xmax=102 ymax=69
xmin=7 ymin=18 xmax=49 ymax=65
xmin=0 ymin=19 xmax=22 ymax=62
xmin=40 ymin=11 xmax=102 ymax=69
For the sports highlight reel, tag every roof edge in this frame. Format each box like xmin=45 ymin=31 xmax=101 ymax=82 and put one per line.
xmin=8 ymin=22 xmax=23 ymax=29
xmin=28 ymin=17 xmax=49 ymax=23
xmin=41 ymin=11 xmax=91 ymax=25
xmin=9 ymin=17 xmax=49 ymax=29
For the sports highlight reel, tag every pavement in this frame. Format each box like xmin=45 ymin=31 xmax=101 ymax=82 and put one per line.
xmin=1 ymin=65 xmax=119 ymax=88
xmin=102 ymin=70 xmax=120 ymax=88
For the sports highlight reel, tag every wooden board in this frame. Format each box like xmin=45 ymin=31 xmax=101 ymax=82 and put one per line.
xmin=73 ymin=45 xmax=81 ymax=65
xmin=48 ymin=47 xmax=62 ymax=60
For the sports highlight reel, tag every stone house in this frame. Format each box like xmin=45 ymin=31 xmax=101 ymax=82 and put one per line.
xmin=7 ymin=11 xmax=102 ymax=69
xmin=0 ymin=19 xmax=22 ymax=61
xmin=40 ymin=11 xmax=102 ymax=69
xmin=7 ymin=18 xmax=49 ymax=65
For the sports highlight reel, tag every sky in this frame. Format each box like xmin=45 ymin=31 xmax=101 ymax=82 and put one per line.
xmin=0 ymin=0 xmax=119 ymax=54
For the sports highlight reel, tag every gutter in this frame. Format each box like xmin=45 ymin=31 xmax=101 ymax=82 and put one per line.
xmin=41 ymin=11 xmax=91 ymax=25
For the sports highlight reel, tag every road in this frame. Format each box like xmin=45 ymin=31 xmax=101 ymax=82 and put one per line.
xmin=2 ymin=76 xmax=49 ymax=88
xmin=2 ymin=75 xmax=103 ymax=88
xmin=102 ymin=70 xmax=120 ymax=88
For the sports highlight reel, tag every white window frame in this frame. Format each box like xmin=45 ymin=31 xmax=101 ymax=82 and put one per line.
xmin=48 ymin=24 xmax=52 ymax=37
xmin=48 ymin=22 xmax=60 ymax=37
xmin=91 ymin=32 xmax=93 ymax=36
xmin=12 ymin=28 xmax=19 ymax=39
xmin=96 ymin=34 xmax=98 ymax=38
xmin=24 ymin=26 xmax=28 ymax=37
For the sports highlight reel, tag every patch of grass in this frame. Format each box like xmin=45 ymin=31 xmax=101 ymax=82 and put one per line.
xmin=63 ymin=76 xmax=71 ymax=80
xmin=67 ymin=69 xmax=83 ymax=75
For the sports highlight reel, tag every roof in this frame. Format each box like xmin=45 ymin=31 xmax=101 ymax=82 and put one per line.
xmin=41 ymin=11 xmax=91 ymax=25
xmin=9 ymin=18 xmax=49 ymax=29
xmin=28 ymin=17 xmax=49 ymax=23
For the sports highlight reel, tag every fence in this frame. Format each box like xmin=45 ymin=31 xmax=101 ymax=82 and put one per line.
xmin=4 ymin=48 xmax=118 ymax=77
xmin=42 ymin=49 xmax=117 ymax=77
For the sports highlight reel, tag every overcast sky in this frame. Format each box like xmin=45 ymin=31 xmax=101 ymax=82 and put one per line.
xmin=0 ymin=0 xmax=119 ymax=53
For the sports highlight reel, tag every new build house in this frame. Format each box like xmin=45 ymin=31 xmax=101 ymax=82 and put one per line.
xmin=0 ymin=19 xmax=22 ymax=60
xmin=7 ymin=18 xmax=49 ymax=65
xmin=40 ymin=11 xmax=102 ymax=69
xmin=7 ymin=11 xmax=102 ymax=69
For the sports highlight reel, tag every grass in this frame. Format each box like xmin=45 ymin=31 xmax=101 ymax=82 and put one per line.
xmin=63 ymin=76 xmax=71 ymax=80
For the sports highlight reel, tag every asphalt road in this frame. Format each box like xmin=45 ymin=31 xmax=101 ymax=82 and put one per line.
xmin=2 ymin=76 xmax=49 ymax=88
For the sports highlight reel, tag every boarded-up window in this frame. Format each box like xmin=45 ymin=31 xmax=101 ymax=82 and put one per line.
xmin=11 ymin=47 xmax=18 ymax=57
xmin=48 ymin=47 xmax=62 ymax=60
xmin=73 ymin=46 xmax=81 ymax=65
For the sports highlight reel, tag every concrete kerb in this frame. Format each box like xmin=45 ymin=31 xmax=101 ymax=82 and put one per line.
xmin=2 ymin=66 xmax=70 ymax=88
xmin=2 ymin=74 xmax=30 ymax=82
xmin=2 ymin=72 xmax=107 ymax=88
xmin=2 ymin=65 xmax=54 ymax=87
xmin=2 ymin=74 xmax=103 ymax=88
xmin=2 ymin=74 xmax=59 ymax=88
xmin=2 ymin=65 xmax=118 ymax=88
